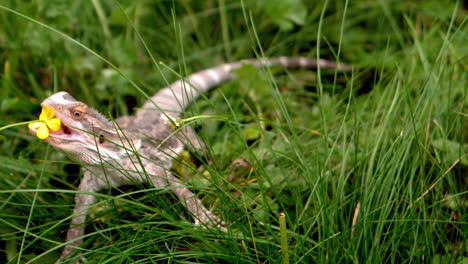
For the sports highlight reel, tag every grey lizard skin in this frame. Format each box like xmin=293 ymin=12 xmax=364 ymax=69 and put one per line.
xmin=29 ymin=57 xmax=349 ymax=262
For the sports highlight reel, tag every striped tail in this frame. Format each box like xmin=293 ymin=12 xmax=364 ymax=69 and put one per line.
xmin=139 ymin=57 xmax=350 ymax=117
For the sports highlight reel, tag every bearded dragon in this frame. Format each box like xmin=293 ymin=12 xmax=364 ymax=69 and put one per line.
xmin=29 ymin=57 xmax=349 ymax=261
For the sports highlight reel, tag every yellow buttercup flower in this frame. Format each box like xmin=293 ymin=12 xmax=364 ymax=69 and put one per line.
xmin=28 ymin=105 xmax=61 ymax=139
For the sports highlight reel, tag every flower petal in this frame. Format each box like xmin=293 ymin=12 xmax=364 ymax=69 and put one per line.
xmin=39 ymin=111 xmax=47 ymax=121
xmin=28 ymin=122 xmax=43 ymax=129
xmin=42 ymin=105 xmax=55 ymax=120
xmin=47 ymin=118 xmax=61 ymax=131
xmin=36 ymin=124 xmax=50 ymax=139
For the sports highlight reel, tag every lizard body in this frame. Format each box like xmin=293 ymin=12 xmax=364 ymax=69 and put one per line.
xmin=29 ymin=57 xmax=349 ymax=261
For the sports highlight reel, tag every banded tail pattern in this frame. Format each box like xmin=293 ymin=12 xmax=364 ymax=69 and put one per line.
xmin=140 ymin=57 xmax=350 ymax=117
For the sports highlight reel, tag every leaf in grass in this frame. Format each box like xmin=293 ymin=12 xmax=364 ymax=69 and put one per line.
xmin=108 ymin=36 xmax=137 ymax=66
xmin=110 ymin=6 xmax=130 ymax=26
xmin=243 ymin=126 xmax=262 ymax=141
xmin=431 ymin=139 xmax=468 ymax=166
xmin=233 ymin=64 xmax=270 ymax=94
xmin=245 ymin=190 xmax=279 ymax=223
xmin=262 ymin=0 xmax=307 ymax=31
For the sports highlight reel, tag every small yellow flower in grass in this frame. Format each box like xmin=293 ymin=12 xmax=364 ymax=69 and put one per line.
xmin=28 ymin=105 xmax=61 ymax=139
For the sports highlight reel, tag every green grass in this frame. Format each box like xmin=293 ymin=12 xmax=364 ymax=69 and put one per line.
xmin=0 ymin=0 xmax=466 ymax=263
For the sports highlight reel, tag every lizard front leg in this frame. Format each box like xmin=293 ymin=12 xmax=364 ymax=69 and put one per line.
xmin=57 ymin=171 xmax=101 ymax=263
xmin=142 ymin=161 xmax=225 ymax=230
xmin=164 ymin=171 xmax=226 ymax=230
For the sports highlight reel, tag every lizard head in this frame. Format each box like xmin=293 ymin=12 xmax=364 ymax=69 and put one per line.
xmin=30 ymin=91 xmax=131 ymax=164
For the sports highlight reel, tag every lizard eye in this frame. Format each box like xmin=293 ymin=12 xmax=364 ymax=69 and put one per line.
xmin=71 ymin=106 xmax=87 ymax=120
xmin=72 ymin=110 xmax=83 ymax=119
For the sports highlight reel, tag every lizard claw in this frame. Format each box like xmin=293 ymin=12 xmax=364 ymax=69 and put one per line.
xmin=55 ymin=255 xmax=87 ymax=264
xmin=194 ymin=211 xmax=227 ymax=232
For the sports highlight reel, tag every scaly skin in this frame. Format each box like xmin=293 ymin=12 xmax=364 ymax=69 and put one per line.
xmin=29 ymin=57 xmax=349 ymax=262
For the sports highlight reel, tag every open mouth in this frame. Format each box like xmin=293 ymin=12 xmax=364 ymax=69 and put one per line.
xmin=49 ymin=123 xmax=72 ymax=136
xmin=29 ymin=120 xmax=81 ymax=143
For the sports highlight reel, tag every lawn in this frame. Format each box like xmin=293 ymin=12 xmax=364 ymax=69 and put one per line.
xmin=0 ymin=0 xmax=466 ymax=263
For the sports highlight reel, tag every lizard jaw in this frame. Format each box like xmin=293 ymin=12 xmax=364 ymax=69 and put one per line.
xmin=29 ymin=122 xmax=90 ymax=145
